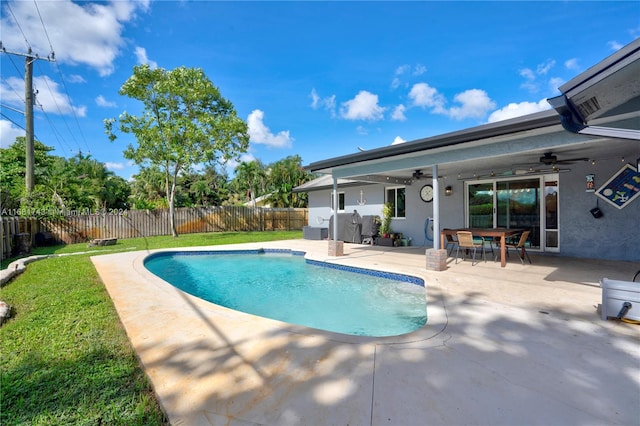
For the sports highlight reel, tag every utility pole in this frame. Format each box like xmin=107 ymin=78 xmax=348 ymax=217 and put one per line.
xmin=1 ymin=43 xmax=55 ymax=193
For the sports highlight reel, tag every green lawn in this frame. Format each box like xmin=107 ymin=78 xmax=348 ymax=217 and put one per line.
xmin=0 ymin=231 xmax=301 ymax=425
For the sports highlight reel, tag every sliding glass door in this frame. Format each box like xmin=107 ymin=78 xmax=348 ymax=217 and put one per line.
xmin=465 ymin=175 xmax=559 ymax=252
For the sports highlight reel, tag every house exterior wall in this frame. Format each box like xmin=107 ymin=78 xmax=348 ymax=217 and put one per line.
xmin=307 ymin=185 xmax=385 ymax=226
xmin=558 ymin=158 xmax=639 ymax=261
xmin=306 ymin=161 xmax=639 ymax=262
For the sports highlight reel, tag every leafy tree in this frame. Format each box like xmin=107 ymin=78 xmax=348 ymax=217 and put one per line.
xmin=129 ymin=166 xmax=168 ymax=210
xmin=105 ymin=64 xmax=249 ymax=236
xmin=266 ymin=155 xmax=314 ymax=207
xmin=0 ymin=137 xmax=55 ymax=211
xmin=231 ymin=160 xmax=268 ymax=205
xmin=184 ymin=164 xmax=230 ymax=206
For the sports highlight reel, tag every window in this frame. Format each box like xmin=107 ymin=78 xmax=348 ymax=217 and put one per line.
xmin=330 ymin=192 xmax=345 ymax=211
xmin=385 ymin=187 xmax=406 ymax=218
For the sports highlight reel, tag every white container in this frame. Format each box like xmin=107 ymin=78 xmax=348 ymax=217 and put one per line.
xmin=600 ymin=278 xmax=640 ymax=321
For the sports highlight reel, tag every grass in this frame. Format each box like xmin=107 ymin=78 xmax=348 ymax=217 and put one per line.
xmin=0 ymin=230 xmax=302 ymax=425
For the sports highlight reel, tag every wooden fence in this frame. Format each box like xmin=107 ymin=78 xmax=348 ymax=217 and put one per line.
xmin=1 ymin=206 xmax=308 ymax=260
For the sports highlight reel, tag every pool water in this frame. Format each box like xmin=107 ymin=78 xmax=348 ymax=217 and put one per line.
xmin=144 ymin=250 xmax=427 ymax=337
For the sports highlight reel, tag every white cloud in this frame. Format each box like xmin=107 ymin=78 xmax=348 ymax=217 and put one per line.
xmin=0 ymin=120 xmax=24 ymax=148
xmin=408 ymin=83 xmax=446 ymax=112
xmin=0 ymin=0 xmax=148 ymax=76
xmin=413 ymin=64 xmax=427 ymax=76
xmin=356 ymin=126 xmax=368 ymax=135
xmin=536 ymin=59 xmax=555 ymax=75
xmin=394 ymin=64 xmax=411 ymax=76
xmin=608 ymin=40 xmax=624 ymax=51
xmin=247 ymin=109 xmax=293 ymax=148
xmin=548 ymin=77 xmax=565 ymax=94
xmin=391 ymin=136 xmax=406 ymax=145
xmin=564 ymin=58 xmax=580 ymax=71
xmin=67 ymin=75 xmax=87 ymax=84
xmin=134 ymin=46 xmax=158 ymax=69
xmin=519 ymin=60 xmax=559 ymax=94
xmin=447 ymin=89 xmax=496 ymax=120
xmin=340 ymin=91 xmax=385 ymax=121
xmin=309 ymin=89 xmax=336 ymax=117
xmin=95 ymin=95 xmax=116 ymax=107
xmin=34 ymin=76 xmax=86 ymax=116
xmin=226 ymin=152 xmax=257 ymax=175
xmin=487 ymin=99 xmax=551 ymax=123
xmin=105 ymin=162 xmax=125 ymax=170
xmin=391 ymin=104 xmax=407 ymax=121
xmin=392 ymin=64 xmax=426 ymax=89
xmin=1 ymin=75 xmax=85 ymax=117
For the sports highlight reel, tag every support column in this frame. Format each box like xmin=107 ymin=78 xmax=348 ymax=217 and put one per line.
xmin=328 ymin=176 xmax=344 ymax=256
xmin=426 ymin=164 xmax=446 ymax=270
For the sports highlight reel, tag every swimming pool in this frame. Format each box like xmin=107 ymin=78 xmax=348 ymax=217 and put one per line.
xmin=144 ymin=249 xmax=427 ymax=337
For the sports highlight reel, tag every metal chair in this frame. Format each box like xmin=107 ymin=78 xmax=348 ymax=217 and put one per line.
xmin=455 ymin=231 xmax=486 ymax=265
xmin=504 ymin=230 xmax=532 ymax=264
xmin=442 ymin=229 xmax=458 ymax=256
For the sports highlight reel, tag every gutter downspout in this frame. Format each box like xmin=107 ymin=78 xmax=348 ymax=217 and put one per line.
xmin=548 ymin=95 xmax=640 ymax=141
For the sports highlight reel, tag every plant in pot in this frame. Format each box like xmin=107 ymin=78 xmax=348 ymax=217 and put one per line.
xmin=380 ymin=202 xmax=394 ymax=238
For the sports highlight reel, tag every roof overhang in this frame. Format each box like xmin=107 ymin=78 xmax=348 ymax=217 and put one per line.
xmin=547 ymin=38 xmax=640 ymax=140
xmin=306 ymin=109 xmax=561 ymax=174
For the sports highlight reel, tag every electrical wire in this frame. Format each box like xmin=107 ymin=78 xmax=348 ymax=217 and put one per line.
xmin=0 ymin=111 xmax=26 ymax=131
xmin=5 ymin=1 xmax=31 ymax=51
xmin=33 ymin=0 xmax=54 ymax=56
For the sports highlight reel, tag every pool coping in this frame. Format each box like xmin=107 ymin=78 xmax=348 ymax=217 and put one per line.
xmin=91 ymin=240 xmax=640 ymax=426
xmin=132 ymin=246 xmax=445 ymax=346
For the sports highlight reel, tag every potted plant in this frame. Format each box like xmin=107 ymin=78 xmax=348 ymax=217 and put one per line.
xmin=380 ymin=202 xmax=393 ymax=237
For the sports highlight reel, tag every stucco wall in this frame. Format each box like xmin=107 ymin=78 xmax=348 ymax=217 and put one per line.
xmin=306 ymin=163 xmax=639 ymax=261
xmin=559 ymin=158 xmax=639 ymax=262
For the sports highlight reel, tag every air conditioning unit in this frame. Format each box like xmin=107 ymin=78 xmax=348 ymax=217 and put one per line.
xmin=600 ymin=278 xmax=640 ymax=321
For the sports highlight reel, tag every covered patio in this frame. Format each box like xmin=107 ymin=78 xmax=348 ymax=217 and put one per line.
xmin=300 ymin=39 xmax=640 ymax=264
xmin=92 ymin=239 xmax=639 ymax=425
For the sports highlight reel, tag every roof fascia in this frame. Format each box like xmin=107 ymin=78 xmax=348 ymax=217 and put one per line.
xmin=305 ymin=110 xmax=559 ymax=173
xmin=548 ymin=39 xmax=640 ymax=139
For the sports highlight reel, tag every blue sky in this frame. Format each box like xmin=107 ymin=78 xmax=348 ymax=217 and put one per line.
xmin=1 ymin=1 xmax=638 ymax=179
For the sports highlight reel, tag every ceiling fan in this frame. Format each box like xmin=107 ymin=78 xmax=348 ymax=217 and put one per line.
xmin=412 ymin=169 xmax=424 ymax=179
xmin=538 ymin=152 xmax=589 ymax=166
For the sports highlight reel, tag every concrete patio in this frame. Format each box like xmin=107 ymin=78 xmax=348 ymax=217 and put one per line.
xmin=91 ymin=240 xmax=639 ymax=426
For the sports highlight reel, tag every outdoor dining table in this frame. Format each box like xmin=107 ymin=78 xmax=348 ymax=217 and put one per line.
xmin=440 ymin=228 xmax=525 ymax=268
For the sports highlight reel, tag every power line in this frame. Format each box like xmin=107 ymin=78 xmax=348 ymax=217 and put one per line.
xmin=0 ymin=111 xmax=26 ymax=131
xmin=5 ymin=1 xmax=31 ymax=51
xmin=37 ymin=104 xmax=75 ymax=154
xmin=33 ymin=0 xmax=54 ymax=54
xmin=1 ymin=75 xmax=23 ymax=102
xmin=51 ymin=61 xmax=90 ymax=153
xmin=35 ymin=61 xmax=83 ymax=153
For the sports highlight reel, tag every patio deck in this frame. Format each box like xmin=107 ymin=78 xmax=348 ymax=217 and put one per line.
xmin=91 ymin=240 xmax=639 ymax=425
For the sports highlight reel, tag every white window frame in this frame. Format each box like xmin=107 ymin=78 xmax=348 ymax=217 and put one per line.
xmin=385 ymin=186 xmax=406 ymax=219
xmin=330 ymin=191 xmax=345 ymax=212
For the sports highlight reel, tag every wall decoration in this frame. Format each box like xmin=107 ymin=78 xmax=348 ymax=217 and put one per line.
xmin=586 ymin=174 xmax=595 ymax=192
xmin=595 ymin=164 xmax=640 ymax=209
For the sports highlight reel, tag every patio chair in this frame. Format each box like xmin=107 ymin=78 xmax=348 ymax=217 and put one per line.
xmin=442 ymin=229 xmax=458 ymax=256
xmin=455 ymin=231 xmax=487 ymax=265
xmin=504 ymin=230 xmax=532 ymax=264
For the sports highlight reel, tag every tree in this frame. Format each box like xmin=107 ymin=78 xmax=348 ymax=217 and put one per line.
xmin=105 ymin=65 xmax=250 ymax=236
xmin=232 ymin=160 xmax=268 ymax=205
xmin=0 ymin=137 xmax=54 ymax=211
xmin=266 ymin=155 xmax=314 ymax=208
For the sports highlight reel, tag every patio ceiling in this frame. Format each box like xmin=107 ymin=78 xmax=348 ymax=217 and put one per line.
xmin=308 ymin=111 xmax=638 ymax=184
